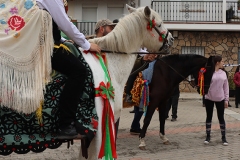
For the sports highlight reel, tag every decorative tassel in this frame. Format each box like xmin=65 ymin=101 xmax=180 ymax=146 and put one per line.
xmin=95 ymin=51 xmax=117 ymax=160
xmin=159 ymin=36 xmax=163 ymax=41
xmin=54 ymin=44 xmax=72 ymax=53
xmin=140 ymin=80 xmax=149 ymax=115
xmin=198 ymin=68 xmax=206 ymax=96
xmin=147 ymin=19 xmax=156 ymax=31
xmin=35 ymin=101 xmax=43 ymax=124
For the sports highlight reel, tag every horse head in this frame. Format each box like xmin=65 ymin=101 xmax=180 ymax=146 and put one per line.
xmin=191 ymin=56 xmax=215 ymax=94
xmin=126 ymin=4 xmax=174 ymax=52
xmin=90 ymin=5 xmax=174 ymax=53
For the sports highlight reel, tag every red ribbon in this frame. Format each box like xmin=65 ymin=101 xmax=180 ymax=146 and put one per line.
xmin=198 ymin=68 xmax=206 ymax=95
xmin=147 ymin=19 xmax=156 ymax=31
xmin=83 ymin=50 xmax=108 ymax=65
xmin=83 ymin=50 xmax=96 ymax=54
xmin=95 ymin=82 xmax=117 ymax=159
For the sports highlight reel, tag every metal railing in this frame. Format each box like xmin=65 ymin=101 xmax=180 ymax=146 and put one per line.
xmin=151 ymin=1 xmax=240 ymax=23
xmin=75 ymin=22 xmax=97 ymax=36
xmin=75 ymin=1 xmax=240 ymax=35
xmin=226 ymin=1 xmax=240 ymax=22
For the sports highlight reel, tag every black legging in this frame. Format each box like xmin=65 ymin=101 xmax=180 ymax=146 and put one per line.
xmin=235 ymin=87 xmax=240 ymax=107
xmin=52 ymin=47 xmax=87 ymax=128
xmin=205 ymin=99 xmax=226 ymax=137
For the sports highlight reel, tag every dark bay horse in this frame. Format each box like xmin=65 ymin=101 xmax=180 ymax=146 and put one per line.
xmin=138 ymin=54 xmax=208 ymax=149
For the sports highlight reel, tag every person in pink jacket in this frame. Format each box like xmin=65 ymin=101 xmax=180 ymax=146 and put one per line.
xmin=204 ymin=55 xmax=229 ymax=146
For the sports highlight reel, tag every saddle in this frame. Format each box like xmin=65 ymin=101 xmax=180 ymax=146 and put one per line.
xmin=123 ymin=72 xmax=145 ymax=108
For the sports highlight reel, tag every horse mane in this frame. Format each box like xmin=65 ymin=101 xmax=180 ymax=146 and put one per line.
xmin=89 ymin=7 xmax=152 ymax=53
xmin=160 ymin=54 xmax=207 ymax=81
xmin=162 ymin=54 xmax=203 ymax=61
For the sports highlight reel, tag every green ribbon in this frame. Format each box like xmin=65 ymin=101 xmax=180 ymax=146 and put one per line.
xmin=96 ymin=53 xmax=114 ymax=100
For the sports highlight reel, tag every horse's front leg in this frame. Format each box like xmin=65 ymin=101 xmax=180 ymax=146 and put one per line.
xmin=138 ymin=103 xmax=156 ymax=150
xmin=158 ymin=104 xmax=170 ymax=145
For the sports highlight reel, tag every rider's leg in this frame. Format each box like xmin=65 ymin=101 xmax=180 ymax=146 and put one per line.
xmin=52 ymin=47 xmax=87 ymax=139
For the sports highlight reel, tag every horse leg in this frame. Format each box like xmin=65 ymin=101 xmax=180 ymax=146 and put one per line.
xmin=115 ymin=117 xmax=120 ymax=149
xmin=138 ymin=103 xmax=156 ymax=150
xmin=158 ymin=104 xmax=170 ymax=145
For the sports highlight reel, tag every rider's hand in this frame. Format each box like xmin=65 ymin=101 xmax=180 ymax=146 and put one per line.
xmin=89 ymin=43 xmax=101 ymax=53
xmin=143 ymin=54 xmax=157 ymax=61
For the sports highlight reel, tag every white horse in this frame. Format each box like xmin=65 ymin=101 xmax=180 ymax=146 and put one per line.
xmin=78 ymin=4 xmax=174 ymax=160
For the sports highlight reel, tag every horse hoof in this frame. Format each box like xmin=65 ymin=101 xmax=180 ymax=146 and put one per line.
xmin=139 ymin=146 xmax=146 ymax=150
xmin=163 ymin=140 xmax=171 ymax=145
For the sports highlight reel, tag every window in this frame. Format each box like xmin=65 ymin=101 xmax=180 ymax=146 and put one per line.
xmin=107 ymin=7 xmax=123 ymax=21
xmin=182 ymin=46 xmax=204 ymax=56
xmin=82 ymin=7 xmax=97 ymax=22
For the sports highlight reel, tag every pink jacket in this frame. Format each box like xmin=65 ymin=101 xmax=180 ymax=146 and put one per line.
xmin=233 ymin=72 xmax=240 ymax=87
xmin=205 ymin=69 xmax=229 ymax=102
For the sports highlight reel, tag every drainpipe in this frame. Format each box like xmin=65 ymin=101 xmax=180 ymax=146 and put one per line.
xmin=223 ymin=0 xmax=226 ymax=23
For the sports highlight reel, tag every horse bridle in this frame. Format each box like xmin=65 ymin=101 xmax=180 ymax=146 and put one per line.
xmin=158 ymin=58 xmax=205 ymax=88
xmin=145 ymin=16 xmax=170 ymax=52
xmin=153 ymin=25 xmax=169 ymax=51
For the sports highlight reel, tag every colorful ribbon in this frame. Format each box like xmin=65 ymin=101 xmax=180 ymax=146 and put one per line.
xmin=95 ymin=82 xmax=116 ymax=159
xmin=147 ymin=19 xmax=156 ymax=31
xmin=198 ymin=67 xmax=206 ymax=96
xmin=85 ymin=50 xmax=116 ymax=159
xmin=141 ymin=80 xmax=149 ymax=115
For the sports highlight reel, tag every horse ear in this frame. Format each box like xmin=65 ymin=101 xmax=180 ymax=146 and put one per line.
xmin=144 ymin=6 xmax=151 ymax=19
xmin=126 ymin=4 xmax=136 ymax=13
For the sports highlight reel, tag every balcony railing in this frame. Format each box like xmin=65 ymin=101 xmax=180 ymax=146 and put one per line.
xmin=75 ymin=1 xmax=240 ymax=35
xmin=75 ymin=22 xmax=97 ymax=36
xmin=226 ymin=1 xmax=240 ymax=22
xmin=151 ymin=1 xmax=240 ymax=23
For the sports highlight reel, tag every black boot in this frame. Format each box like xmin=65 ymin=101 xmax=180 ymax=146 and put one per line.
xmin=204 ymin=135 xmax=210 ymax=144
xmin=222 ymin=136 xmax=228 ymax=146
xmin=57 ymin=123 xmax=78 ymax=139
xmin=129 ymin=109 xmax=135 ymax=113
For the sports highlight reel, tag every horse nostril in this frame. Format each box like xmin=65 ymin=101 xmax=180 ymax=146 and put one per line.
xmin=171 ymin=37 xmax=174 ymax=41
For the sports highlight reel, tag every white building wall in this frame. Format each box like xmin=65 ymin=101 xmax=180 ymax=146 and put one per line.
xmin=68 ymin=0 xmax=240 ymax=32
xmin=68 ymin=0 xmax=129 ymax=22
xmin=139 ymin=0 xmax=151 ymax=7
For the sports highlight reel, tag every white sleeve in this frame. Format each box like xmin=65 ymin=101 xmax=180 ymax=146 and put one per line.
xmin=36 ymin=0 xmax=90 ymax=50
xmin=139 ymin=47 xmax=148 ymax=56
xmin=60 ymin=37 xmax=66 ymax=43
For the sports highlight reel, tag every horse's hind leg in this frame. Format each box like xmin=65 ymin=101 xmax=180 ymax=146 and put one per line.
xmin=158 ymin=105 xmax=170 ymax=145
xmin=139 ymin=103 xmax=156 ymax=149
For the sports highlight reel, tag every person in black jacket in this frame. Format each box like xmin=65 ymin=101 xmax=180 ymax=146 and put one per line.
xmin=165 ymin=85 xmax=180 ymax=121
xmin=129 ymin=53 xmax=157 ymax=134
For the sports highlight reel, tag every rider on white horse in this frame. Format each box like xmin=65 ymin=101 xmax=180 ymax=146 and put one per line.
xmin=36 ymin=0 xmax=103 ymax=139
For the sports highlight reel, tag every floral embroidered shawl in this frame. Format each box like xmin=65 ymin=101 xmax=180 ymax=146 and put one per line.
xmin=0 ymin=0 xmax=53 ymax=113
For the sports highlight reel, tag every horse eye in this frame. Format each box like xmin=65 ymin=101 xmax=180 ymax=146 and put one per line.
xmin=158 ymin=24 xmax=161 ymax=28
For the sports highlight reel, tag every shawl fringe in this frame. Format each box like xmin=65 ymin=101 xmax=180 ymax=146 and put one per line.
xmin=0 ymin=10 xmax=53 ymax=113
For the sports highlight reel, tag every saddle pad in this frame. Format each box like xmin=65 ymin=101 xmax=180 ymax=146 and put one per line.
xmin=0 ymin=43 xmax=97 ymax=155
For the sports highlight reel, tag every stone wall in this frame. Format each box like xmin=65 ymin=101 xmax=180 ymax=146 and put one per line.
xmin=170 ymin=31 xmax=240 ymax=92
